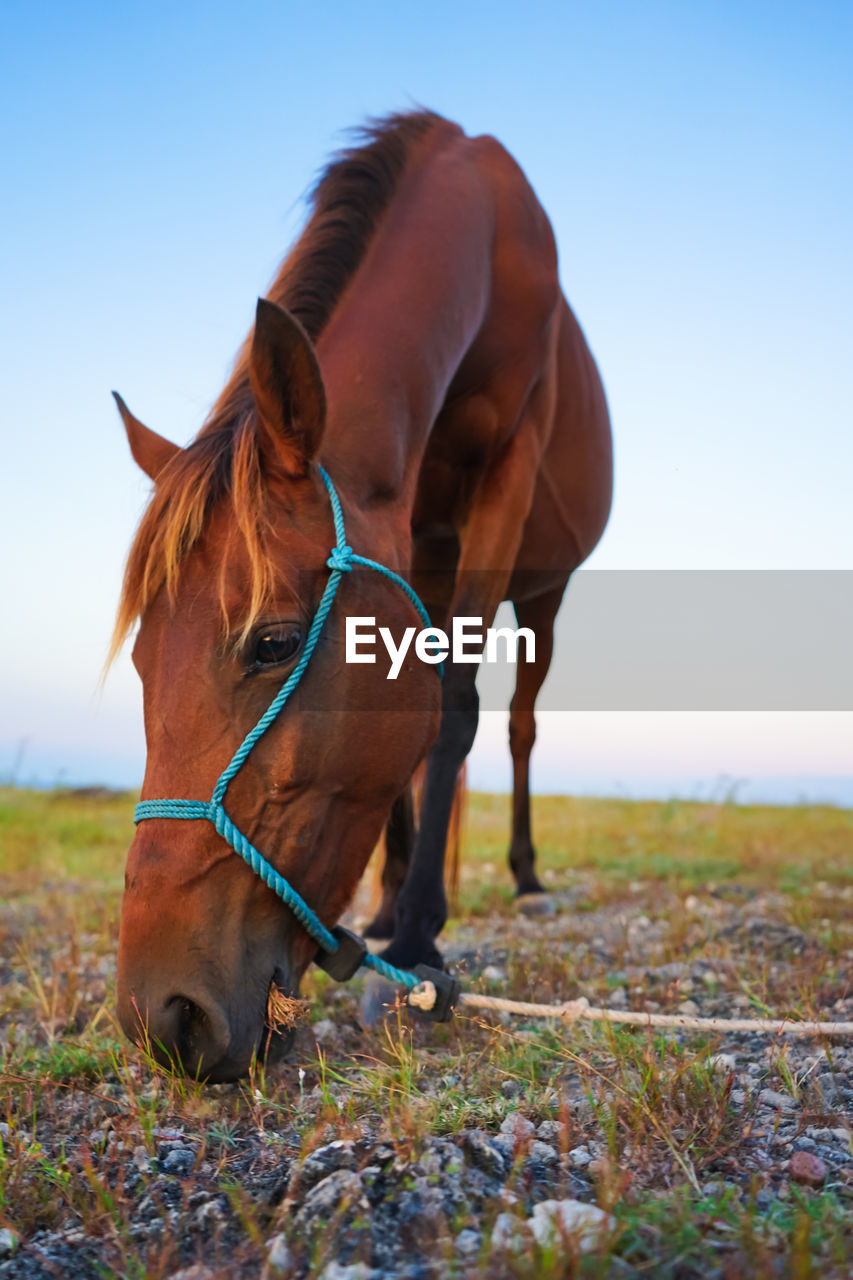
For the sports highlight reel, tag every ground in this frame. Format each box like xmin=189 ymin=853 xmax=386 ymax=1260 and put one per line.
xmin=1 ymin=787 xmax=852 ymax=1279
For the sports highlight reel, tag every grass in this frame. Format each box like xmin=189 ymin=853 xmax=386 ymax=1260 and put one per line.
xmin=0 ymin=785 xmax=852 ymax=1277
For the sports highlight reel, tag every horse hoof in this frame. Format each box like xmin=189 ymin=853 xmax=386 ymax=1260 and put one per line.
xmin=515 ymin=892 xmax=556 ymax=917
xmin=363 ymin=920 xmax=394 ymax=942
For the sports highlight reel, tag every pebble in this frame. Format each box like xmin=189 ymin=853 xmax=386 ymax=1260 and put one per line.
xmin=709 ymin=1053 xmax=736 ymax=1073
xmin=677 ymin=1000 xmax=700 ymax=1016
xmin=483 ymin=965 xmax=506 ymax=983
xmin=499 ymin=1112 xmax=535 ymax=1142
xmin=536 ymin=1120 xmax=565 ymax=1143
xmin=568 ymin=1145 xmax=592 ymax=1169
xmin=789 ymin=1150 xmax=828 ymax=1188
xmin=759 ymin=1089 xmax=798 ymax=1113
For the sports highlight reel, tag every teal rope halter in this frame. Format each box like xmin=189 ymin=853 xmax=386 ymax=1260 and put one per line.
xmin=134 ymin=466 xmax=444 ymax=998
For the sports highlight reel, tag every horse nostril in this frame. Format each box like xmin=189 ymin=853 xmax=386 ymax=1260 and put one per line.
xmin=172 ymin=995 xmax=207 ymax=1050
xmin=153 ymin=993 xmax=231 ymax=1078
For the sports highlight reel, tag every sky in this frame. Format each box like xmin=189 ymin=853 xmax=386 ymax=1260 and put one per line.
xmin=1 ymin=1 xmax=851 ymax=803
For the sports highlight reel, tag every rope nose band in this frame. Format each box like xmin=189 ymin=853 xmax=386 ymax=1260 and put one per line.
xmin=133 ymin=465 xmax=440 ymax=994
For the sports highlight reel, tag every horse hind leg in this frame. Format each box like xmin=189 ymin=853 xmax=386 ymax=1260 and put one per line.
xmin=508 ymin=582 xmax=568 ymax=897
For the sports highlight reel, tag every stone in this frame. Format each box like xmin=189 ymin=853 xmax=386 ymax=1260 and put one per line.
xmin=568 ymin=1145 xmax=592 ymax=1169
xmin=462 ymin=1130 xmax=508 ymax=1180
xmin=291 ymin=1140 xmax=356 ymax=1193
xmin=161 ymin=1146 xmax=195 ymax=1176
xmin=312 ymin=1019 xmax=339 ymax=1047
xmin=709 ymin=1054 xmax=736 ymax=1074
xmin=529 ymin=1199 xmax=614 ymax=1251
xmin=536 ymin=1120 xmax=565 ymax=1143
xmin=499 ymin=1112 xmax=535 ymax=1142
xmin=266 ymin=1234 xmax=293 ymax=1273
xmin=526 ymin=1140 xmax=559 ymax=1166
xmin=166 ymin=1268 xmax=219 ymax=1280
xmin=483 ymin=965 xmax=507 ymax=983
xmin=455 ymin=1228 xmax=481 ymax=1256
xmin=299 ymin=1169 xmax=364 ymax=1221
xmin=0 ymin=1229 xmax=19 ymax=1255
xmin=490 ymin=1212 xmax=531 ymax=1253
xmin=318 ymin=1264 xmax=376 ymax=1280
xmin=789 ymin=1150 xmax=828 ymax=1188
xmin=515 ymin=892 xmax=556 ymax=917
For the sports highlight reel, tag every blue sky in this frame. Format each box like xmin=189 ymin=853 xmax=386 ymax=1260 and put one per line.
xmin=1 ymin=2 xmax=851 ymax=799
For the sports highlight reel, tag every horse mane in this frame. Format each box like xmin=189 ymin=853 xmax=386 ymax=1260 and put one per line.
xmin=110 ymin=110 xmax=442 ymax=663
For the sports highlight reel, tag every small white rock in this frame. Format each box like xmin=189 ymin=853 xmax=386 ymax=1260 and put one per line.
xmin=530 ymin=1199 xmax=614 ymax=1251
xmin=483 ymin=965 xmax=507 ymax=983
xmin=568 ymin=1145 xmax=592 ymax=1168
xmin=0 ymin=1228 xmax=19 ymax=1255
xmin=709 ymin=1053 xmax=736 ymax=1073
xmin=312 ymin=1019 xmax=338 ymax=1047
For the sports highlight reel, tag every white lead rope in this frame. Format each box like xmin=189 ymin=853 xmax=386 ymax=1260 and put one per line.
xmin=408 ymin=987 xmax=853 ymax=1036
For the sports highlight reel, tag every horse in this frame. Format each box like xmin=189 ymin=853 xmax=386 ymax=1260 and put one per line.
xmin=111 ymin=110 xmax=612 ymax=1080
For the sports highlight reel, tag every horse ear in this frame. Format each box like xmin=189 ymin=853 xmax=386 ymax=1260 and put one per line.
xmin=113 ymin=392 xmax=180 ymax=481
xmin=249 ymin=298 xmax=326 ymax=475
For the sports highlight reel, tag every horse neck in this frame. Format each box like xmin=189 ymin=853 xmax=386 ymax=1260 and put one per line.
xmin=313 ymin=136 xmax=492 ymax=539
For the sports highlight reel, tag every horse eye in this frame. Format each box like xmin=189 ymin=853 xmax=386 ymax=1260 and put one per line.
xmin=253 ymin=626 xmax=302 ymax=669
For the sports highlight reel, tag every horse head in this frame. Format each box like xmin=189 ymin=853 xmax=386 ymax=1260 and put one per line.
xmin=113 ymin=300 xmax=440 ymax=1080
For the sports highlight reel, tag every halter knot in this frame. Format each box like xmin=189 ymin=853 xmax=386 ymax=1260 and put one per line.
xmin=327 ymin=545 xmax=354 ymax=573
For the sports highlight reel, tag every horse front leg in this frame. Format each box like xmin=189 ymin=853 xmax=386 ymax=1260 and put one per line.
xmin=363 ymin=786 xmax=415 ymax=940
xmin=382 ymin=664 xmax=479 ymax=970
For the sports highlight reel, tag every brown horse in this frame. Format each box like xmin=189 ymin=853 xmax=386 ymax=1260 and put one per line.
xmin=112 ymin=111 xmax=612 ymax=1080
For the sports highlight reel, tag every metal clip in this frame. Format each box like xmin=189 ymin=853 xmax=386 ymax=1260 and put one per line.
xmin=314 ymin=925 xmax=368 ymax=981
